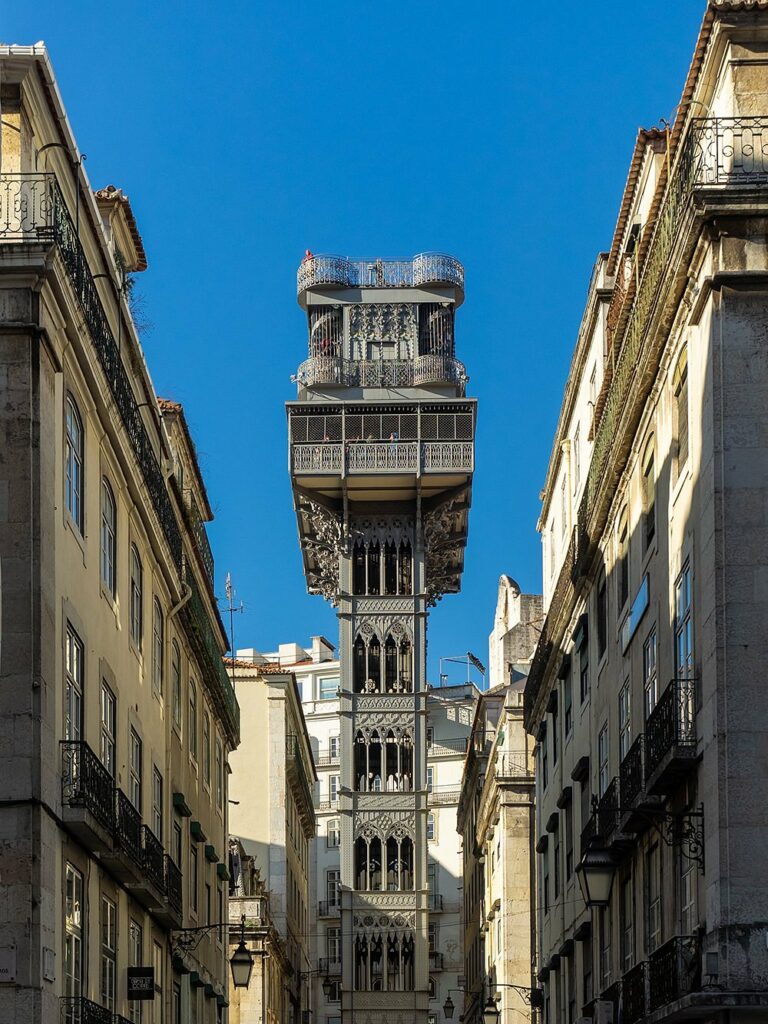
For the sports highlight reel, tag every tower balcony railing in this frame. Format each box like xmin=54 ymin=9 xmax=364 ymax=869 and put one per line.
xmin=297 ymin=252 xmax=464 ymax=297
xmin=291 ymin=441 xmax=473 ymax=475
xmin=296 ymin=355 xmax=468 ymax=390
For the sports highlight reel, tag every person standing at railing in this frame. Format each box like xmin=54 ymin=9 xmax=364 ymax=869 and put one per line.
xmin=389 ymin=430 xmax=399 ymax=455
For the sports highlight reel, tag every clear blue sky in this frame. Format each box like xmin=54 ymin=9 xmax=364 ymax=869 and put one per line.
xmin=7 ymin=1 xmax=707 ymax=684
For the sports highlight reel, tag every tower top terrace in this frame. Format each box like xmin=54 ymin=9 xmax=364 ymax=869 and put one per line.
xmin=297 ymin=252 xmax=464 ymax=307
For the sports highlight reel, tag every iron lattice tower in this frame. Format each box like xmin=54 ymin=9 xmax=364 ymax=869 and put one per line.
xmin=288 ymin=254 xmax=475 ymax=1024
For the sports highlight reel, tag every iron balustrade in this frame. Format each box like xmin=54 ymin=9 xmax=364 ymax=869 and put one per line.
xmin=347 ymin=441 xmax=419 ymax=472
xmin=689 ymin=116 xmax=768 ymax=185
xmin=596 ymin=777 xmax=620 ymax=841
xmin=318 ymin=901 xmax=341 ymax=917
xmin=315 ymin=749 xmax=341 ymax=766
xmin=496 ymin=753 xmax=533 ymax=780
xmin=286 ymin=735 xmax=315 ymax=822
xmin=580 ymin=812 xmax=600 ymax=859
xmin=622 ymin=962 xmax=648 ymax=1024
xmin=297 ymin=253 xmax=464 ymax=296
xmin=319 ymin=957 xmax=342 ymax=975
xmin=165 ymin=855 xmax=183 ymax=915
xmin=645 ymin=677 xmax=696 ymax=781
xmin=291 ymin=441 xmax=473 ymax=475
xmin=428 ymin=892 xmax=444 ymax=911
xmin=60 ymin=740 xmax=116 ymax=835
xmin=141 ymin=825 xmax=166 ymax=892
xmin=114 ymin=788 xmax=143 ymax=867
xmin=296 ymin=355 xmax=468 ymax=391
xmin=648 ymin=935 xmax=700 ymax=1012
xmin=620 ymin=734 xmax=644 ymax=808
xmin=427 ymin=736 xmax=469 ymax=756
xmin=428 ymin=786 xmax=462 ymax=805
xmin=60 ymin=997 xmax=113 ymax=1024
xmin=186 ymin=493 xmax=214 ymax=586
xmin=0 ymin=173 xmax=54 ymax=238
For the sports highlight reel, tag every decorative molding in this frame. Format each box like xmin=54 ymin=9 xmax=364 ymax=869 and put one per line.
xmin=354 ymin=694 xmax=418 ymax=713
xmin=353 ymin=711 xmax=415 ymax=733
xmin=348 ymin=303 xmax=416 ymax=354
xmin=354 ymin=793 xmax=416 ymax=812
xmin=353 ymin=892 xmax=417 ymax=912
xmin=354 ymin=615 xmax=414 ymax=643
xmin=354 ymin=596 xmax=414 ymax=615
xmin=299 ymin=500 xmax=344 ymax=606
xmin=423 ymin=498 xmax=464 ymax=606
xmin=354 ymin=810 xmax=415 ymax=841
xmin=351 ymin=515 xmax=414 ymax=547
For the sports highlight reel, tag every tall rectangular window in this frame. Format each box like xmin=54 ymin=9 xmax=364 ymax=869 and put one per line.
xmin=579 ymin=646 xmax=589 ymax=704
xmin=596 ymin=575 xmax=607 ymax=659
xmin=319 ymin=675 xmax=340 ymax=700
xmin=152 ymin=598 xmax=164 ymax=696
xmin=551 ymin=706 xmax=559 ymax=764
xmin=101 ymin=895 xmax=117 ymax=1010
xmin=673 ymin=349 xmax=689 ymax=481
xmin=643 ymin=628 xmax=658 ymax=717
xmin=190 ymin=844 xmax=199 ymax=914
xmin=327 ymin=869 xmax=340 ymax=907
xmin=617 ymin=514 xmax=629 ymax=611
xmin=152 ymin=767 xmax=163 ymax=841
xmin=202 ymin=712 xmax=211 ymax=786
xmin=675 ymin=561 xmax=693 ymax=678
xmin=542 ymin=848 xmax=550 ymax=914
xmin=327 ymin=819 xmax=340 ymax=848
xmin=330 ymin=776 xmax=339 ymax=803
xmin=152 ymin=940 xmax=163 ymax=1024
xmin=189 ymin=680 xmax=198 ymax=761
xmin=598 ymin=724 xmax=609 ymax=797
xmin=327 ymin=926 xmax=341 ymax=962
xmin=173 ymin=821 xmax=183 ymax=867
xmin=64 ymin=863 xmax=84 ymax=1011
xmin=65 ymin=395 xmax=84 ymax=533
xmin=643 ymin=448 xmax=656 ymax=551
xmin=564 ymin=800 xmax=574 ymax=880
xmin=599 ymin=907 xmax=612 ymax=989
xmin=553 ymin=827 xmax=561 ymax=899
xmin=215 ymin=738 xmax=224 ymax=810
xmin=171 ymin=641 xmax=182 ymax=731
xmin=573 ymin=424 xmax=581 ymax=491
xmin=130 ymin=544 xmax=143 ymax=649
xmin=619 ymin=681 xmax=631 ymax=761
xmin=647 ymin=843 xmax=662 ymax=952
xmin=100 ymin=681 xmax=116 ymax=777
xmin=561 ymin=477 xmax=568 ymax=539
xmin=426 ymin=766 xmax=434 ymax=792
xmin=680 ymin=850 xmax=696 ymax=935
xmin=129 ymin=919 xmax=143 ymax=1024
xmin=100 ymin=479 xmax=116 ymax=596
xmin=65 ymin=624 xmax=84 ymax=742
xmin=564 ymin=672 xmax=572 ymax=737
xmin=129 ymin=728 xmax=142 ymax=811
xmin=621 ymin=874 xmax=634 ymax=972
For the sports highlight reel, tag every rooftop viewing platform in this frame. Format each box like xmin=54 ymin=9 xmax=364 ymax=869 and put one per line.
xmin=297 ymin=252 xmax=464 ymax=305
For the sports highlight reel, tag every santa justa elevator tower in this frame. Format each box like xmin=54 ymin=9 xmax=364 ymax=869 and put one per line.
xmin=288 ymin=253 xmax=475 ymax=1024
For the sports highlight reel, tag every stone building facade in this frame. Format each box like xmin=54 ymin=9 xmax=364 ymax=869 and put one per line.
xmin=226 ymin=662 xmax=317 ymax=1024
xmin=287 ymin=252 xmax=475 ymax=1024
xmin=0 ymin=44 xmax=238 ymax=1024
xmin=458 ymin=582 xmax=540 ymax=1024
xmin=524 ymin=4 xmax=768 ymax=1022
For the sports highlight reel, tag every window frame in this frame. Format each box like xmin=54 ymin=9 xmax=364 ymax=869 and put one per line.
xmin=100 ymin=680 xmax=116 ymax=777
xmin=152 ymin=597 xmax=164 ymax=696
xmin=100 ymin=478 xmax=117 ymax=596
xmin=65 ymin=393 xmax=84 ymax=533
xmin=129 ymin=727 xmax=142 ymax=812
xmin=65 ymin=623 xmax=84 ymax=743
xmin=171 ymin=640 xmax=182 ymax=733
xmin=130 ymin=544 xmax=143 ymax=650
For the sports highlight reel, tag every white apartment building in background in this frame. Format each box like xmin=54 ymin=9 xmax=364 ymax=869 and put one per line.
xmin=236 ymin=640 xmax=478 ymax=1024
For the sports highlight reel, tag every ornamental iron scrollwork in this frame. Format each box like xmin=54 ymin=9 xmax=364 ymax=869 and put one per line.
xmin=299 ymin=500 xmax=344 ymax=605
xmin=423 ymin=497 xmax=465 ymax=606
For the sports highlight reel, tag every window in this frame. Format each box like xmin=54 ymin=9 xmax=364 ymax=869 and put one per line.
xmin=330 ymin=776 xmax=339 ymax=803
xmin=553 ymin=826 xmax=561 ymax=899
xmin=551 ymin=705 xmax=558 ymax=764
xmin=326 ymin=981 xmax=342 ymax=1003
xmin=680 ymin=849 xmax=696 ymax=935
xmin=101 ymin=896 xmax=117 ymax=1011
xmin=599 ymin=907 xmax=612 ymax=989
xmin=561 ymin=476 xmax=568 ymax=539
xmin=427 ymin=813 xmax=436 ymax=841
xmin=319 ymin=675 xmax=339 ymax=700
xmin=130 ymin=544 xmax=143 ymax=649
xmin=190 ymin=844 xmax=199 ymax=914
xmin=564 ymin=671 xmax=572 ymax=737
xmin=100 ymin=681 xmax=116 ymax=777
xmin=65 ymin=624 xmax=84 ymax=742
xmin=327 ymin=869 xmax=340 ymax=908
xmin=598 ymin=724 xmax=609 ymax=798
xmin=215 ymin=738 xmax=224 ymax=809
xmin=567 ymin=951 xmax=576 ymax=1024
xmin=329 ymin=734 xmax=340 ymax=758
xmin=647 ymin=843 xmax=662 ymax=952
xmin=152 ymin=940 xmax=163 ymax=1024
xmin=327 ymin=926 xmax=341 ymax=964
xmin=579 ymin=645 xmax=589 ymax=704
xmin=673 ymin=348 xmax=689 ymax=481
xmin=129 ymin=728 xmax=142 ymax=811
xmin=548 ymin=520 xmax=556 ymax=580
xmin=596 ymin=573 xmax=607 ymax=659
xmin=428 ymin=922 xmax=437 ymax=953
xmin=617 ymin=512 xmax=629 ymax=611
xmin=675 ymin=561 xmax=693 ymax=678
xmin=152 ymin=767 xmax=163 ymax=841
xmin=202 ymin=711 xmax=211 ymax=786
xmin=64 ymin=863 xmax=84 ymax=1011
xmin=642 ymin=445 xmax=656 ymax=551
xmin=173 ymin=821 xmax=183 ymax=867
xmin=573 ymin=424 xmax=581 ymax=491
xmin=426 ymin=727 xmax=434 ymax=749
xmin=129 ymin=919 xmax=143 ymax=1024
xmin=565 ymin=800 xmax=574 ymax=880
xmin=619 ymin=681 xmax=631 ymax=761
xmin=621 ymin=874 xmax=634 ymax=972
xmin=171 ymin=641 xmax=182 ymax=731
xmin=205 ymin=882 xmax=211 ymax=925
xmin=542 ymin=848 xmax=550 ymax=914
xmin=189 ymin=679 xmax=198 ymax=760
xmin=583 ymin=924 xmax=593 ymax=1005
xmin=428 ymin=977 xmax=436 ymax=999
xmin=426 ymin=766 xmax=434 ymax=792
xmin=643 ymin=629 xmax=658 ymax=718
xmin=100 ymin=479 xmax=116 ymax=595
xmin=152 ymin=598 xmax=164 ymax=696
xmin=65 ymin=394 xmax=84 ymax=532
xmin=327 ymin=819 xmax=341 ymax=848
xmin=541 ymin=737 xmax=549 ymax=790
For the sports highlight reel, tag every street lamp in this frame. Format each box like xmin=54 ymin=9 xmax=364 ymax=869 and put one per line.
xmin=322 ymin=975 xmax=332 ymax=999
xmin=443 ymin=994 xmax=455 ymax=1019
xmin=229 ymin=916 xmax=255 ymax=989
xmin=483 ymin=996 xmax=501 ymax=1024
xmin=575 ymin=847 xmax=617 ymax=909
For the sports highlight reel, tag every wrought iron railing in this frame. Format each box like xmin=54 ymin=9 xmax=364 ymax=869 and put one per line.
xmin=596 ymin=778 xmax=619 ymax=840
xmin=181 ymin=574 xmax=239 ymax=742
xmin=186 ymin=493 xmax=214 ymax=587
xmin=291 ymin=441 xmax=473 ymax=474
xmin=60 ymin=740 xmax=116 ymax=835
xmin=689 ymin=116 xmax=768 ymax=185
xmin=580 ymin=813 xmax=599 ymax=859
xmin=645 ymin=677 xmax=696 ymax=780
xmin=165 ymin=854 xmax=183 ymax=915
xmin=297 ymin=252 xmax=464 ymax=295
xmin=60 ymin=996 xmax=113 ymax=1024
xmin=318 ymin=957 xmax=342 ymax=975
xmin=0 ymin=173 xmax=54 ymax=238
xmin=318 ymin=900 xmax=341 ymax=917
xmin=428 ymin=786 xmax=462 ymax=805
xmin=648 ymin=935 xmax=700 ymax=1011
xmin=622 ymin=961 xmax=648 ymax=1024
xmin=620 ymin=734 xmax=644 ymax=808
xmin=141 ymin=825 xmax=166 ymax=892
xmin=286 ymin=734 xmax=315 ymax=821
xmin=347 ymin=441 xmax=419 ymax=472
xmin=315 ymin=749 xmax=341 ymax=766
xmin=296 ymin=355 xmax=467 ymax=391
xmin=428 ymin=892 xmax=444 ymax=911
xmin=496 ymin=752 xmax=533 ymax=779
xmin=427 ymin=736 xmax=469 ymax=756
xmin=114 ymin=788 xmax=143 ymax=867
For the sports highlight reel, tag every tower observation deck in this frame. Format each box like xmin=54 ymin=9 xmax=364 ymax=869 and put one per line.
xmin=287 ymin=253 xmax=475 ymax=1024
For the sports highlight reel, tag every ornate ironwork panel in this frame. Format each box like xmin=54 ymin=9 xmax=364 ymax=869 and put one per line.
xmin=620 ymin=734 xmax=644 ymax=807
xmin=645 ymin=677 xmax=696 ymax=780
xmin=165 ymin=854 xmax=183 ymax=915
xmin=115 ymin=788 xmax=143 ymax=866
xmin=622 ymin=961 xmax=648 ymax=1023
xmin=648 ymin=935 xmax=700 ymax=1011
xmin=0 ymin=173 xmax=54 ymax=238
xmin=60 ymin=997 xmax=113 ymax=1024
xmin=141 ymin=825 xmax=166 ymax=892
xmin=689 ymin=116 xmax=768 ymax=185
xmin=60 ymin=740 xmax=116 ymax=835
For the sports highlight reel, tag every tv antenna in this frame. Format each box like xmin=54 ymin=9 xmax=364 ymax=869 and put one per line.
xmin=224 ymin=573 xmax=244 ymax=692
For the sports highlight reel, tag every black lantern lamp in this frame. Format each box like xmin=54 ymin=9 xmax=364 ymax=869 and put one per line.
xmin=229 ymin=916 xmax=255 ymax=989
xmin=483 ymin=996 xmax=501 ymax=1024
xmin=443 ymin=994 xmax=455 ymax=1019
xmin=575 ymin=847 xmax=617 ymax=909
xmin=322 ymin=975 xmax=333 ymax=999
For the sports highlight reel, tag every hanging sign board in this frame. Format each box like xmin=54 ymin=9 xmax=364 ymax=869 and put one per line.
xmin=128 ymin=966 xmax=155 ymax=1000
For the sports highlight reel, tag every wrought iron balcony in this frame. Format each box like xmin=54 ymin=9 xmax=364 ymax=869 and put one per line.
xmin=291 ymin=441 xmax=474 ymax=475
xmin=689 ymin=116 xmax=768 ymax=186
xmin=427 ymin=737 xmax=469 ymax=757
xmin=596 ymin=778 xmax=619 ymax=842
xmin=621 ymin=961 xmax=648 ymax=1024
xmin=296 ymin=355 xmax=468 ymax=391
xmin=495 ymin=752 xmax=533 ymax=780
xmin=645 ymin=677 xmax=697 ymax=792
xmin=648 ymin=935 xmax=700 ymax=1012
xmin=619 ymin=735 xmax=644 ymax=809
xmin=186 ymin=492 xmax=214 ymax=587
xmin=318 ymin=957 xmax=342 ymax=975
xmin=580 ymin=813 xmax=600 ymax=859
xmin=428 ymin=786 xmax=462 ymax=806
xmin=112 ymin=788 xmax=143 ymax=873
xmin=60 ymin=996 xmax=112 ymax=1024
xmin=315 ymin=748 xmax=340 ymax=766
xmin=60 ymin=740 xmax=116 ymax=849
xmin=141 ymin=825 xmax=166 ymax=892
xmin=318 ymin=900 xmax=341 ymax=918
xmin=297 ymin=252 xmax=464 ymax=298
xmin=165 ymin=854 xmax=183 ymax=917
xmin=0 ymin=173 xmax=54 ymax=239
xmin=428 ymin=892 xmax=444 ymax=911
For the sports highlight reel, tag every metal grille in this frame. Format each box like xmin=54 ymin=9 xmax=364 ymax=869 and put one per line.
xmin=61 ymin=740 xmax=115 ymax=835
xmin=141 ymin=825 xmax=166 ymax=892
xmin=115 ymin=788 xmax=142 ymax=866
xmin=165 ymin=855 xmax=183 ymax=914
xmin=619 ymin=734 xmax=644 ymax=807
xmin=645 ymin=677 xmax=696 ymax=780
xmin=297 ymin=253 xmax=464 ymax=295
xmin=622 ymin=962 xmax=648 ymax=1024
xmin=418 ymin=304 xmax=454 ymax=356
xmin=309 ymin=308 xmax=343 ymax=357
xmin=0 ymin=173 xmax=53 ymax=237
xmin=648 ymin=936 xmax=700 ymax=1012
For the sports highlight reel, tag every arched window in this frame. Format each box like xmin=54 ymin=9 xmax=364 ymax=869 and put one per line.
xmin=130 ymin=544 xmax=143 ymax=648
xmin=352 ymin=541 xmax=366 ymax=595
xmin=384 ymin=541 xmax=398 ymax=594
xmin=353 ymin=636 xmax=367 ymax=692
xmin=399 ymin=541 xmax=412 ymax=594
xmin=171 ymin=640 xmax=182 ymax=731
xmin=367 ymin=543 xmax=381 ymax=595
xmin=428 ymin=977 xmax=436 ymax=999
xmin=384 ymin=636 xmax=398 ymax=691
xmin=100 ymin=479 xmax=116 ymax=596
xmin=65 ymin=394 xmax=84 ymax=532
xmin=399 ymin=639 xmax=412 ymax=692
xmin=152 ymin=598 xmax=164 ymax=696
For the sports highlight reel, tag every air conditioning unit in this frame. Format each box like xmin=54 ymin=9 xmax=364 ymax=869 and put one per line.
xmin=594 ymin=1000 xmax=615 ymax=1024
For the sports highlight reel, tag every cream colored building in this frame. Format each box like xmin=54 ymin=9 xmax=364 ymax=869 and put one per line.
xmin=226 ymin=661 xmax=317 ymax=1024
xmin=525 ymin=4 xmax=768 ymax=1022
xmin=0 ymin=43 xmax=239 ymax=1024
xmin=458 ymin=583 xmax=540 ymax=1024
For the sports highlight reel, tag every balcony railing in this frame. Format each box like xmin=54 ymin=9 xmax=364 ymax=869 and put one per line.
xmin=61 ymin=740 xmax=116 ymax=836
xmin=297 ymin=252 xmax=464 ymax=296
xmin=318 ymin=901 xmax=341 ymax=917
xmin=428 ymin=892 xmax=444 ymax=911
xmin=165 ymin=855 xmax=183 ymax=916
xmin=114 ymin=788 xmax=143 ymax=868
xmin=186 ymin=492 xmax=214 ymax=587
xmin=620 ymin=734 xmax=644 ymax=808
xmin=315 ymin=749 xmax=341 ymax=766
xmin=645 ymin=678 xmax=696 ymax=781
xmin=296 ymin=355 xmax=468 ymax=390
xmin=286 ymin=734 xmax=315 ymax=822
xmin=429 ymin=951 xmax=444 ymax=969
xmin=318 ymin=957 xmax=342 ymax=975
xmin=141 ymin=825 xmax=166 ymax=892
xmin=0 ymin=173 xmax=53 ymax=238
xmin=648 ymin=935 xmax=700 ymax=1012
xmin=60 ymin=996 xmax=113 ymax=1024
xmin=622 ymin=961 xmax=648 ymax=1024
xmin=496 ymin=752 xmax=532 ymax=779
xmin=428 ymin=786 xmax=462 ymax=805
xmin=596 ymin=778 xmax=619 ymax=841
xmin=291 ymin=441 xmax=473 ymax=475
xmin=427 ymin=737 xmax=469 ymax=757
xmin=689 ymin=116 xmax=768 ymax=185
